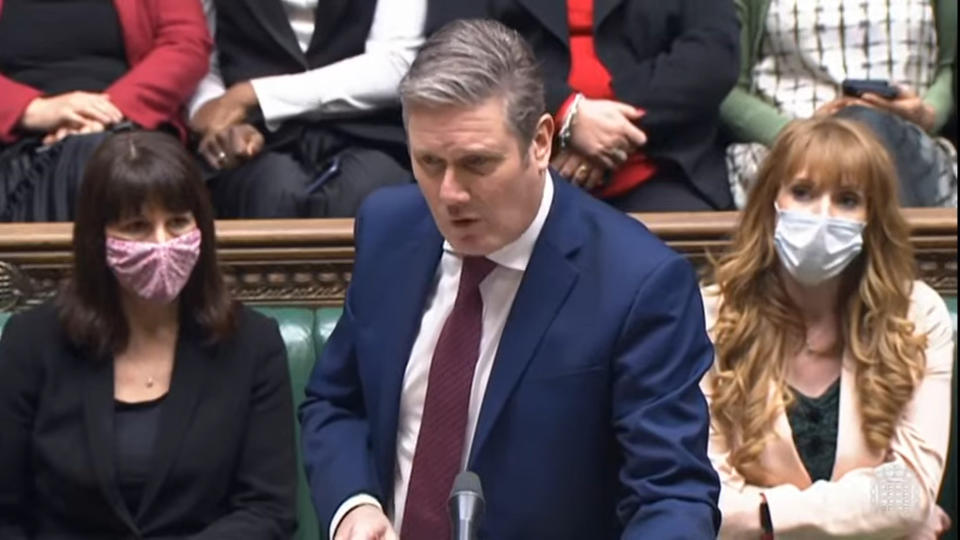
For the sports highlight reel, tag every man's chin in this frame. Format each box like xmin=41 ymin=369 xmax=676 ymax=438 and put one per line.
xmin=444 ymin=233 xmax=493 ymax=257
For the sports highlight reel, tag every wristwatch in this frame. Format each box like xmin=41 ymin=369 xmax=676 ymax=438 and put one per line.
xmin=558 ymin=93 xmax=584 ymax=150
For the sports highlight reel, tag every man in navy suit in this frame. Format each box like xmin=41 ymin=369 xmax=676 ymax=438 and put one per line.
xmin=300 ymin=19 xmax=720 ymax=540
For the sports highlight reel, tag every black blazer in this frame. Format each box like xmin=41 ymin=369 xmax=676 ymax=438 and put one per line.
xmin=428 ymin=0 xmax=741 ymax=208
xmin=0 ymin=303 xmax=296 ymax=540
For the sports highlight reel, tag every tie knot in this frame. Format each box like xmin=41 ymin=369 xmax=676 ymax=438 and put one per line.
xmin=460 ymin=256 xmax=497 ymax=290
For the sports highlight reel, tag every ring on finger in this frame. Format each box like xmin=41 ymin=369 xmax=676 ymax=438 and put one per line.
xmin=216 ymin=150 xmax=227 ymax=164
xmin=575 ymin=164 xmax=589 ymax=180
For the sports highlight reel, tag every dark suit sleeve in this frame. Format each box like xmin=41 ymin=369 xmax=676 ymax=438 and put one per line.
xmin=191 ymin=318 xmax=298 ymax=539
xmin=298 ymin=214 xmax=384 ymax=533
xmin=613 ymin=255 xmax=720 ymax=539
xmin=0 ymin=312 xmax=39 ymax=540
xmin=610 ymin=0 xmax=739 ymax=143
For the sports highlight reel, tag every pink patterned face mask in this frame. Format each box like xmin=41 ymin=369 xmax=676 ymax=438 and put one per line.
xmin=105 ymin=228 xmax=202 ymax=303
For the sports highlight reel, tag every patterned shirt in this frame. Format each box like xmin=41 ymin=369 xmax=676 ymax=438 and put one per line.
xmin=754 ymin=0 xmax=938 ymax=119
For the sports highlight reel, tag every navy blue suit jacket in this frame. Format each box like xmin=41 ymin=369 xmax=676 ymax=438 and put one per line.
xmin=300 ymin=176 xmax=720 ymax=539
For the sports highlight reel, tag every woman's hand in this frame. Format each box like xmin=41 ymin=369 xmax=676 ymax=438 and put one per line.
xmin=41 ymin=120 xmax=107 ymax=145
xmin=859 ymin=85 xmax=936 ymax=132
xmin=569 ymin=98 xmax=646 ymax=168
xmin=20 ymin=92 xmax=123 ymax=133
xmin=551 ymin=149 xmax=607 ymax=191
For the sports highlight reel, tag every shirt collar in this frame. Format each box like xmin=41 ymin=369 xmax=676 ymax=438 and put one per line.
xmin=443 ymin=170 xmax=554 ymax=272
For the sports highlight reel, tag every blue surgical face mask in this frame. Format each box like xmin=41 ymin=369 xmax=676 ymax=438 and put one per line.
xmin=773 ymin=204 xmax=866 ymax=286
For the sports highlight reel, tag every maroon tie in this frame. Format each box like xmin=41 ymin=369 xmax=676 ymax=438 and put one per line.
xmin=400 ymin=256 xmax=497 ymax=540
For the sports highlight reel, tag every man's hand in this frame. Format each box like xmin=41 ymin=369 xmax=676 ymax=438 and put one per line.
xmin=42 ymin=119 xmax=107 ymax=145
xmin=551 ymin=149 xmax=607 ymax=191
xmin=569 ymin=98 xmax=646 ymax=168
xmin=20 ymin=92 xmax=123 ymax=133
xmin=190 ymin=81 xmax=258 ymax=137
xmin=199 ymin=123 xmax=264 ymax=170
xmin=334 ymin=505 xmax=397 ymax=540
xmin=859 ymin=85 xmax=936 ymax=132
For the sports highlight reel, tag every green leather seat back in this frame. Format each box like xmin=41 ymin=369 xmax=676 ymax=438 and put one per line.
xmin=309 ymin=307 xmax=343 ymax=539
xmin=253 ymin=307 xmax=321 ymax=540
xmin=313 ymin=308 xmax=343 ymax=357
xmin=255 ymin=305 xmax=342 ymax=540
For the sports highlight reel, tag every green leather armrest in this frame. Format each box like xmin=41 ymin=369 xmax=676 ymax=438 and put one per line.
xmin=314 ymin=307 xmax=343 ymax=354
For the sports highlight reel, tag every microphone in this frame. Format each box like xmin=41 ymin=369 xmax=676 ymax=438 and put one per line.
xmin=448 ymin=470 xmax=484 ymax=540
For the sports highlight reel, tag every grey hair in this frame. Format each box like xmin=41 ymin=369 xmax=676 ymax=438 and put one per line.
xmin=399 ymin=18 xmax=546 ymax=146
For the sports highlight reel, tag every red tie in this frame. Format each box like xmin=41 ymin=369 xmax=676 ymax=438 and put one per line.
xmin=400 ymin=256 xmax=497 ymax=540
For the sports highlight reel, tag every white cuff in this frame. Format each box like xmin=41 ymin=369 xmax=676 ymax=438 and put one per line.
xmin=188 ymin=76 xmax=226 ymax=121
xmin=329 ymin=493 xmax=383 ymax=540
xmin=250 ymin=74 xmax=315 ymax=132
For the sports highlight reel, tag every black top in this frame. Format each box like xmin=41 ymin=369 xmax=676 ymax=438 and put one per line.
xmin=114 ymin=394 xmax=166 ymax=515
xmin=0 ymin=303 xmax=297 ymax=539
xmin=787 ymin=379 xmax=841 ymax=482
xmin=0 ymin=0 xmax=128 ymax=94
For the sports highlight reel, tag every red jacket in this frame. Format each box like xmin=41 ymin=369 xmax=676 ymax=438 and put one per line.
xmin=0 ymin=0 xmax=211 ymax=143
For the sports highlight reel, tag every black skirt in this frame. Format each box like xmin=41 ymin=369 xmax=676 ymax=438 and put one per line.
xmin=0 ymin=132 xmax=110 ymax=222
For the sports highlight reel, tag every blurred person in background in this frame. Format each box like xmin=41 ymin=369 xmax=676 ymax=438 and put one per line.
xmin=428 ymin=0 xmax=740 ymax=212
xmin=721 ymin=0 xmax=957 ymax=208
xmin=0 ymin=0 xmax=210 ymax=222
xmin=188 ymin=0 xmax=425 ymax=218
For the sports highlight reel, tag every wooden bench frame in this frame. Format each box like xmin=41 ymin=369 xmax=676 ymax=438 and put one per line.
xmin=0 ymin=208 xmax=955 ymax=310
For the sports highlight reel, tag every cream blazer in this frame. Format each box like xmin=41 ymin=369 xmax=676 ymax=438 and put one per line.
xmin=700 ymin=281 xmax=954 ymax=539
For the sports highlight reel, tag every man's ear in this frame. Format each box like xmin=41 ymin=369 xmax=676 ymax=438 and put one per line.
xmin=529 ymin=113 xmax=554 ymax=170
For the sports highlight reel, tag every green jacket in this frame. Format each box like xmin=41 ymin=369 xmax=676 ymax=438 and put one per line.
xmin=720 ymin=0 xmax=956 ymax=144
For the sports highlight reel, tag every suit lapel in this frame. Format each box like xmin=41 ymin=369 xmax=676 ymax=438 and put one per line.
xmin=468 ymin=178 xmax=581 ymax=464
xmin=374 ymin=213 xmax=445 ymax=494
xmin=307 ymin=0 xmax=349 ymax=54
xmin=593 ymin=0 xmax=625 ymax=31
xmin=135 ymin=326 xmax=212 ymax=519
xmin=516 ymin=0 xmax=569 ymax=46
xmin=763 ymin=398 xmax=813 ymax=488
xmin=831 ymin=358 xmax=884 ymax=478
xmin=82 ymin=354 xmax=139 ymax=533
xmin=243 ymin=0 xmax=306 ymax=66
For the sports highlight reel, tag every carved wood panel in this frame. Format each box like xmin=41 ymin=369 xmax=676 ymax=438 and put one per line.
xmin=0 ymin=210 xmax=955 ymax=311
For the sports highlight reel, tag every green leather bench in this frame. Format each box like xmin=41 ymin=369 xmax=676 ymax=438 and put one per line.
xmin=0 ymin=301 xmax=956 ymax=540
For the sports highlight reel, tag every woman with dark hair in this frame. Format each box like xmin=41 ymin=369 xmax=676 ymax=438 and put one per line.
xmin=701 ymin=117 xmax=953 ymax=538
xmin=0 ymin=0 xmax=210 ymax=222
xmin=0 ymin=131 xmax=296 ymax=539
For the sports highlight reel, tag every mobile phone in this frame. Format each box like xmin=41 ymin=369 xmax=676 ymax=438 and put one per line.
xmin=306 ymin=156 xmax=341 ymax=194
xmin=841 ymin=79 xmax=899 ymax=99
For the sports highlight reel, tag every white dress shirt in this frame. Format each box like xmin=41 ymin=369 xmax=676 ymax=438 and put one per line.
xmin=328 ymin=174 xmax=554 ymax=538
xmin=189 ymin=0 xmax=426 ymax=131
